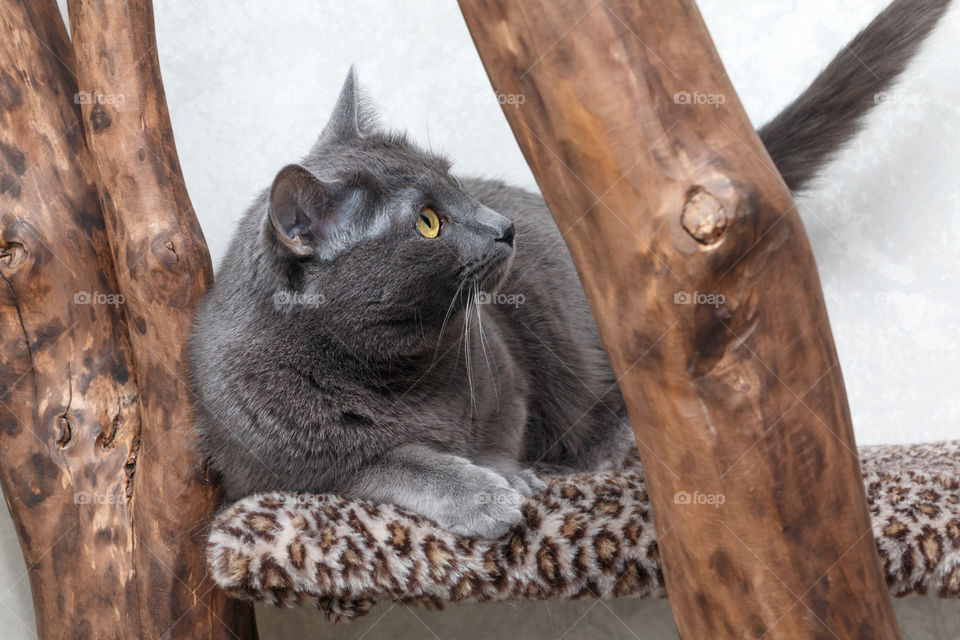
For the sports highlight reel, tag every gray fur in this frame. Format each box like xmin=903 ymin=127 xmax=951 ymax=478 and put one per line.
xmin=759 ymin=0 xmax=952 ymax=191
xmin=189 ymin=70 xmax=627 ymax=537
xmin=189 ymin=0 xmax=947 ymax=538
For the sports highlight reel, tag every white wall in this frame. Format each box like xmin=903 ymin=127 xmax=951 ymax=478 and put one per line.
xmin=2 ymin=1 xmax=957 ymax=637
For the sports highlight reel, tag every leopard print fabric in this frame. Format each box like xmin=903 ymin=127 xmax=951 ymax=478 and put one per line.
xmin=207 ymin=441 xmax=959 ymax=622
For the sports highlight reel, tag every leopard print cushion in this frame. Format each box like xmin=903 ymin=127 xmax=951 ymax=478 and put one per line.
xmin=207 ymin=441 xmax=960 ymax=622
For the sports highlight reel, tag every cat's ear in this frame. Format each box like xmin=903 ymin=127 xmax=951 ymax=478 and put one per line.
xmin=267 ymin=164 xmax=335 ymax=257
xmin=319 ymin=66 xmax=361 ymax=143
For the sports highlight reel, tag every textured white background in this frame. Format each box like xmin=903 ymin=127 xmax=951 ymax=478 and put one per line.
xmin=1 ymin=1 xmax=957 ymax=638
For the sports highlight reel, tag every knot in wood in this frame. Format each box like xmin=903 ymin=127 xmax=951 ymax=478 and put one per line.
xmin=89 ymin=102 xmax=112 ymax=132
xmin=56 ymin=414 xmax=72 ymax=448
xmin=682 ymin=187 xmax=727 ymax=244
xmin=0 ymin=241 xmax=26 ymax=270
xmin=152 ymin=236 xmax=181 ymax=272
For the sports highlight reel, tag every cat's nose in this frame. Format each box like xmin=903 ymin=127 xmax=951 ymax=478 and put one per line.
xmin=496 ymin=222 xmax=516 ymax=247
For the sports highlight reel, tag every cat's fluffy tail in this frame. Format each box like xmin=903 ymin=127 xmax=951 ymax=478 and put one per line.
xmin=759 ymin=0 xmax=952 ymax=191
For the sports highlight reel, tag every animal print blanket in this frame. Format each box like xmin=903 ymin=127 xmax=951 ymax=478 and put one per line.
xmin=207 ymin=441 xmax=960 ymax=622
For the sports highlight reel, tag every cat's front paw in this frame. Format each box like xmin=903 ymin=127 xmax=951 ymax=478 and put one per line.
xmin=499 ymin=468 xmax=546 ymax=497
xmin=477 ymin=458 xmax=547 ymax=497
xmin=436 ymin=466 xmax=524 ymax=538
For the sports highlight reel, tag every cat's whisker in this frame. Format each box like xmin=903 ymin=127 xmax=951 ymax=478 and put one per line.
xmin=474 ymin=285 xmax=500 ymax=409
xmin=391 ymin=275 xmax=471 ymax=411
xmin=462 ymin=281 xmax=478 ymax=418
xmin=432 ymin=275 xmax=468 ymax=368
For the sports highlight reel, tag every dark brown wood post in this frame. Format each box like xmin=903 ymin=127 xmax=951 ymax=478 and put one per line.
xmin=458 ymin=0 xmax=901 ymax=637
xmin=0 ymin=1 xmax=144 ymax=636
xmin=0 ymin=0 xmax=256 ymax=637
xmin=65 ymin=0 xmax=256 ymax=637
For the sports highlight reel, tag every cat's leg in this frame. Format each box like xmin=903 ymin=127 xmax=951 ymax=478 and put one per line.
xmin=343 ymin=444 xmax=526 ymax=538
xmin=562 ymin=398 xmax=637 ymax=472
xmin=578 ymin=419 xmax=637 ymax=471
xmin=471 ymin=395 xmax=546 ymax=497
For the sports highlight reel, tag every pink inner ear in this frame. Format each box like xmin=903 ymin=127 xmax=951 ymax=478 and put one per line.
xmin=273 ymin=200 xmax=304 ymax=238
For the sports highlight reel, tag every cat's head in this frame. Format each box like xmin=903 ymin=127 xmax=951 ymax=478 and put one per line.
xmin=262 ymin=68 xmax=515 ymax=358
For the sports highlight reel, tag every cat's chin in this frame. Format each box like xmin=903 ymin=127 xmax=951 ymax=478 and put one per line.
xmin=479 ymin=250 xmax=514 ymax=295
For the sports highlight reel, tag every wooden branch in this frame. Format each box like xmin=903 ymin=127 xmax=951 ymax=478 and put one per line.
xmin=0 ymin=1 xmax=142 ymax=637
xmin=458 ymin=0 xmax=901 ymax=637
xmin=1 ymin=0 xmax=255 ymax=637
xmin=62 ymin=1 xmax=256 ymax=638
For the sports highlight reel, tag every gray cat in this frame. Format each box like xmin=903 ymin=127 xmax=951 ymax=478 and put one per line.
xmin=189 ymin=0 xmax=949 ymax=537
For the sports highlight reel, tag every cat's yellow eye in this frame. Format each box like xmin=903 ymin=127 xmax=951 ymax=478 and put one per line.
xmin=416 ymin=207 xmax=442 ymax=239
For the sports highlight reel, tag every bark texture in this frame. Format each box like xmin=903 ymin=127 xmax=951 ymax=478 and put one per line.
xmin=458 ymin=0 xmax=901 ymax=638
xmin=0 ymin=0 xmax=256 ymax=637
xmin=0 ymin=2 xmax=142 ymax=636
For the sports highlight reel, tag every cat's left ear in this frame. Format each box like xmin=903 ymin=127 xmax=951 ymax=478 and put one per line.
xmin=319 ymin=66 xmax=362 ymax=143
xmin=267 ymin=164 xmax=336 ymax=257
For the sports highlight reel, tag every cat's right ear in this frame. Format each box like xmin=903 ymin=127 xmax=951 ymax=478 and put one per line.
xmin=267 ymin=164 xmax=334 ymax=257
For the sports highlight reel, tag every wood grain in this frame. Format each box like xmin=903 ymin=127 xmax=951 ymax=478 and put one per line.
xmin=0 ymin=0 xmax=255 ymax=637
xmin=0 ymin=1 xmax=142 ymax=637
xmin=458 ymin=0 xmax=901 ymax=637
xmin=65 ymin=0 xmax=256 ymax=637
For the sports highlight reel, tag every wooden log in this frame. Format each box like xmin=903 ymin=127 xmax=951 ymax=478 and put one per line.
xmin=458 ymin=0 xmax=901 ymax=637
xmin=0 ymin=1 xmax=143 ymax=637
xmin=62 ymin=1 xmax=256 ymax=638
